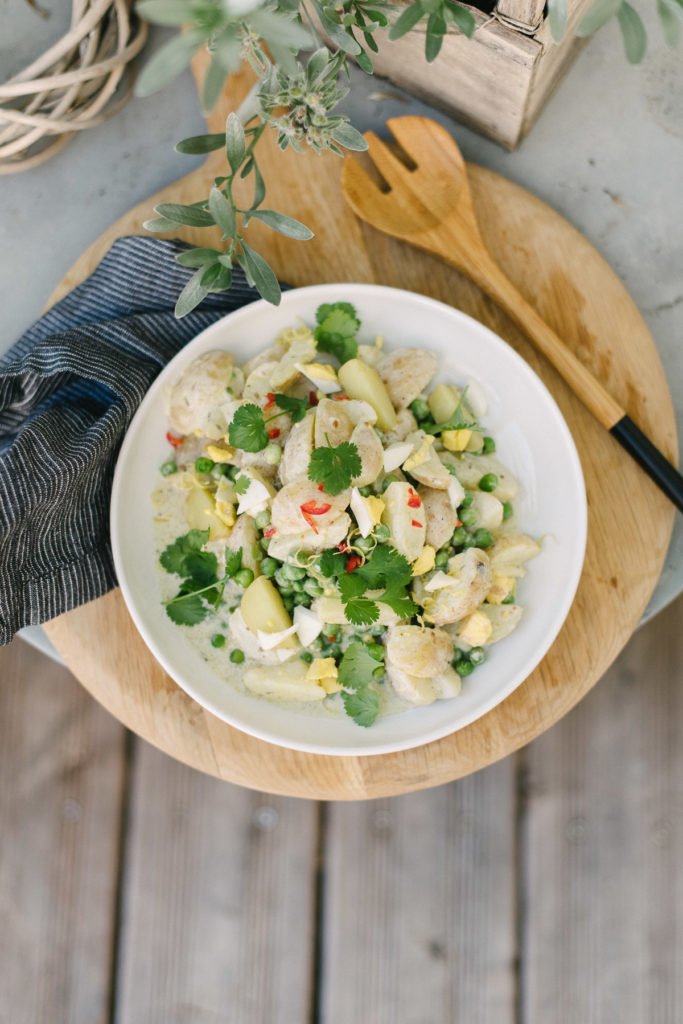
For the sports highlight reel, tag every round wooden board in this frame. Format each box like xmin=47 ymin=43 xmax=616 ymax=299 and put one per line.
xmin=44 ymin=63 xmax=677 ymax=799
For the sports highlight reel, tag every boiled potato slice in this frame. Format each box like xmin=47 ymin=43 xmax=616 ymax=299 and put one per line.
xmin=428 ymin=383 xmax=460 ymax=424
xmin=471 ymin=492 xmax=504 ymax=530
xmin=241 ymin=576 xmax=292 ymax=634
xmin=244 ymin=661 xmax=327 ymax=702
xmin=185 ymin=485 xmax=231 ymax=540
xmin=314 ymin=398 xmax=353 ymax=448
xmin=377 ymin=348 xmax=438 ymax=410
xmin=381 ymin=481 xmax=426 ymax=562
xmin=350 ymin=421 xmax=384 ymax=486
xmin=338 ymin=359 xmax=397 ymax=431
xmin=480 ymin=603 xmax=524 ymax=643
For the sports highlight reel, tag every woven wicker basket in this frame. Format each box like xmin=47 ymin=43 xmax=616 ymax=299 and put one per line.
xmin=0 ymin=0 xmax=147 ymax=174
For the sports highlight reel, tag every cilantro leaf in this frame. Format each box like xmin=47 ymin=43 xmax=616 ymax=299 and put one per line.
xmin=314 ymin=302 xmax=360 ymax=364
xmin=318 ymin=549 xmax=346 ymax=577
xmin=159 ymin=529 xmax=209 ymax=575
xmin=274 ymin=392 xmax=309 ymax=424
xmin=343 ymin=595 xmax=380 ymax=626
xmin=229 ymin=403 xmax=268 ymax=452
xmin=337 ymin=572 xmax=366 ymax=600
xmin=338 ymin=641 xmax=379 ymax=689
xmin=234 ymin=474 xmax=250 ymax=495
xmin=342 ymin=687 xmax=380 ymax=728
xmin=225 ymin=547 xmax=243 ymax=578
xmin=308 ymin=441 xmax=361 ymax=495
xmin=358 ymin=544 xmax=412 ymax=590
xmin=165 ymin=593 xmax=210 ymax=626
xmin=182 ymin=551 xmax=219 ymax=586
xmin=379 ymin=587 xmax=418 ymax=620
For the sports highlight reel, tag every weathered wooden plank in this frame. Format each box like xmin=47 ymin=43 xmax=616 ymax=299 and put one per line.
xmin=0 ymin=640 xmax=127 ymax=1024
xmin=114 ymin=739 xmax=319 ymax=1024
xmin=523 ymin=596 xmax=683 ymax=1023
xmin=321 ymin=757 xmax=517 ymax=1023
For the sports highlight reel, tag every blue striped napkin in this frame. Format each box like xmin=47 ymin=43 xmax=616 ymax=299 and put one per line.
xmin=0 ymin=236 xmax=263 ymax=645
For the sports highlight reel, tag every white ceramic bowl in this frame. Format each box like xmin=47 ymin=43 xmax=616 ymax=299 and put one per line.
xmin=111 ymin=284 xmax=587 ymax=757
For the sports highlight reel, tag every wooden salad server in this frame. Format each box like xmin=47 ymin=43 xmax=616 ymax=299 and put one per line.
xmin=342 ymin=117 xmax=683 ymax=513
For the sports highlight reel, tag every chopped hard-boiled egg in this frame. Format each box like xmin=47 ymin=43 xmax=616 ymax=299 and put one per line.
xmin=257 ymin=624 xmax=298 ymax=650
xmin=412 ymin=545 xmax=436 ymax=576
xmin=458 ymin=610 xmax=493 ymax=647
xmin=423 ymin=570 xmax=456 ymax=592
xmin=442 ymin=429 xmax=472 ymax=452
xmin=293 ymin=605 xmax=323 ymax=647
xmin=402 ymin=435 xmax=435 ymax=472
xmin=236 ymin=470 xmax=275 ymax=517
xmin=447 ymin=474 xmax=465 ymax=510
xmin=206 ymin=444 xmax=235 ymax=463
xmin=486 ymin=574 xmax=516 ymax=605
xmin=383 ymin=441 xmax=414 ymax=473
xmin=350 ymin=487 xmax=385 ymax=537
xmin=295 ymin=361 xmax=341 ymax=394
xmin=214 ymin=478 xmax=237 ymax=528
xmin=344 ymin=399 xmax=378 ymax=425
xmin=306 ymin=657 xmax=341 ymax=693
xmin=464 ymin=379 xmax=488 ymax=419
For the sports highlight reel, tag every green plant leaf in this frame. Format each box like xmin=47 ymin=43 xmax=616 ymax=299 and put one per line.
xmin=389 ymin=2 xmax=424 ymax=39
xmin=208 ymin=186 xmax=236 ymax=237
xmin=225 ymin=112 xmax=246 ymax=173
xmin=657 ymin=0 xmax=680 ymax=45
xmin=251 ymin=160 xmax=266 ymax=209
xmin=617 ymin=1 xmax=647 ymax=61
xmin=175 ymin=133 xmax=226 ymax=155
xmin=202 ymin=52 xmax=226 ymax=113
xmin=200 ymin=262 xmax=228 ymax=290
xmin=237 ymin=243 xmax=281 ymax=304
xmin=143 ymin=215 xmax=179 ymax=232
xmin=249 ymin=209 xmax=314 ymax=239
xmin=576 ymin=0 xmax=623 ymax=35
xmin=160 ymin=529 xmax=209 ymax=575
xmin=315 ymin=3 xmax=363 ymax=54
xmin=136 ymin=0 xmax=192 ymax=27
xmin=175 ymin=267 xmax=210 ymax=318
xmin=547 ymin=0 xmax=568 ymax=41
xmin=249 ymin=9 xmax=313 ymax=50
xmin=155 ymin=202 xmax=215 ymax=227
xmin=214 ymin=27 xmax=242 ymax=72
xmin=445 ymin=1 xmax=476 ymax=36
xmin=134 ymin=29 xmax=205 ymax=97
xmin=330 ymin=121 xmax=368 ymax=151
xmin=175 ymin=248 xmax=220 ymax=267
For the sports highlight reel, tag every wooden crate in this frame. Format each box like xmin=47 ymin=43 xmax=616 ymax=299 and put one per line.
xmin=367 ymin=0 xmax=591 ymax=149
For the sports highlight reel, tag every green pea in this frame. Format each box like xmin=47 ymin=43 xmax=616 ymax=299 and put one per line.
xmin=473 ymin=528 xmax=494 ymax=549
xmin=367 ymin=642 xmax=384 ymax=662
xmin=274 ymin=568 xmax=289 ymax=588
xmin=460 ymin=507 xmax=477 ymax=528
xmin=260 ymin=557 xmax=278 ymax=578
xmin=435 ymin=548 xmax=450 ymax=569
xmin=455 ymin=658 xmax=474 ymax=677
xmin=460 ymin=491 xmax=474 ymax=509
xmin=482 ymin=436 xmax=496 ymax=454
xmin=291 ymin=580 xmax=305 ymax=594
xmin=325 ymin=643 xmax=342 ymax=659
xmin=279 ymin=584 xmax=295 ymax=597
xmin=254 ymin=509 xmax=271 ymax=529
xmin=470 ymin=646 xmax=486 ymax=666
xmin=293 ymin=593 xmax=311 ymax=606
xmin=283 ymin=596 xmax=294 ymax=611
xmin=195 ymin=457 xmax=214 ymax=474
xmin=479 ymin=473 xmax=498 ymax=492
xmin=264 ymin=442 xmax=282 ymax=466
xmin=235 ymin=567 xmax=255 ymax=587
xmin=259 ymin=537 xmax=270 ymax=552
xmin=356 ymin=536 xmax=374 ymax=553
xmin=359 ymin=485 xmax=373 ymax=497
xmin=452 ymin=647 xmax=464 ymax=664
xmin=284 ymin=564 xmax=307 ymax=581
xmin=451 ymin=526 xmax=467 ymax=546
xmin=502 ymin=501 xmax=513 ymax=521
xmin=410 ymin=398 xmax=431 ymax=422
xmin=230 ymin=648 xmax=245 ymax=664
xmin=303 ymin=578 xmax=324 ymax=597
xmin=462 ymin=535 xmax=478 ymax=549
xmin=211 ymin=633 xmax=225 ymax=649
xmin=160 ymin=460 xmax=177 ymax=476
xmin=374 ymin=524 xmax=390 ymax=542
xmin=373 ymin=665 xmax=385 ymax=678
xmin=300 ymin=651 xmax=314 ymax=663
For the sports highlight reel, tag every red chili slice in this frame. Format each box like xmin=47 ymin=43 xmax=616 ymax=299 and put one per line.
xmin=345 ymin=554 xmax=362 ymax=573
xmin=337 ymin=542 xmax=350 ymax=553
xmin=268 ymin=427 xmax=281 ymax=439
xmin=166 ymin=431 xmax=183 ymax=448
xmin=263 ymin=526 xmax=277 ymax=538
xmin=333 ymin=395 xmax=350 ymax=401
xmin=300 ymin=500 xmax=332 ymax=533
xmin=411 ymin=519 xmax=422 ymax=528
xmin=455 ymin=519 xmax=463 ymax=528
xmin=407 ymin=487 xmax=421 ymax=509
xmin=308 ymin=391 xmax=319 ymax=406
xmin=264 ymin=392 xmax=277 ymax=410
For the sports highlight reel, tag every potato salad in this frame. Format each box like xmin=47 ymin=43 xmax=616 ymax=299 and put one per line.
xmin=152 ymin=302 xmax=540 ymax=727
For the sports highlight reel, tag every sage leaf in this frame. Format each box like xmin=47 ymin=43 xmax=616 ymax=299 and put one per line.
xmin=657 ymin=0 xmax=680 ymax=45
xmin=200 ymin=262 xmax=227 ymax=289
xmin=225 ymin=112 xmax=246 ymax=173
xmin=315 ymin=4 xmax=362 ymax=54
xmin=134 ymin=29 xmax=205 ymax=97
xmin=547 ymin=0 xmax=568 ymax=41
xmin=617 ymin=1 xmax=647 ymax=61
xmin=175 ymin=248 xmax=220 ymax=268
xmin=175 ymin=133 xmax=225 ymax=155
xmin=156 ymin=202 xmax=215 ymax=227
xmin=136 ymin=0 xmax=192 ymax=26
xmin=249 ymin=209 xmax=314 ymax=240
xmin=576 ymin=0 xmax=623 ymax=35
xmin=237 ymin=243 xmax=281 ymax=305
xmin=208 ymin=187 xmax=236 ymax=237
xmin=330 ymin=121 xmax=367 ymax=151
xmin=175 ymin=267 xmax=210 ymax=318
xmin=389 ymin=3 xmax=424 ymax=40
xmin=143 ymin=215 xmax=178 ymax=232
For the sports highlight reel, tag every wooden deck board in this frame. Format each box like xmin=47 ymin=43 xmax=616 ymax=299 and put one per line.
xmin=0 ymin=641 xmax=127 ymax=1024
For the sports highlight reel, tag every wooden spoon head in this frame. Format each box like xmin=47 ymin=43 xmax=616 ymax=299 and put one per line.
xmin=342 ymin=116 xmax=479 ymax=242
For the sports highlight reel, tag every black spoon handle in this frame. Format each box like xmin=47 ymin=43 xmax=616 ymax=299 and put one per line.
xmin=611 ymin=415 xmax=683 ymax=513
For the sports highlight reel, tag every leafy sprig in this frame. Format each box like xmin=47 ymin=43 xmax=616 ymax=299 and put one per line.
xmin=308 ymin=439 xmax=362 ymax=495
xmin=323 ymin=542 xmax=418 ymax=626
xmin=338 ymin=641 xmax=381 ymax=727
xmin=314 ymin=302 xmax=360 ymax=363
xmin=228 ymin=393 xmax=312 ymax=452
xmin=160 ymin=530 xmax=243 ymax=625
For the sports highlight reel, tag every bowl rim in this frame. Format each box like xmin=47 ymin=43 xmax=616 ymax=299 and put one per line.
xmin=111 ymin=282 xmax=587 ymax=757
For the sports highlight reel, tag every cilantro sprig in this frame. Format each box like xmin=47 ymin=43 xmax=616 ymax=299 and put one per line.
xmin=308 ymin=439 xmax=361 ymax=496
xmin=314 ymin=302 xmax=360 ymax=364
xmin=323 ymin=543 xmax=419 ymax=627
xmin=338 ymin=641 xmax=381 ymax=727
xmin=228 ymin=394 xmax=311 ymax=453
xmin=160 ymin=530 xmax=242 ymax=625
xmin=423 ymin=386 xmax=479 ymax=436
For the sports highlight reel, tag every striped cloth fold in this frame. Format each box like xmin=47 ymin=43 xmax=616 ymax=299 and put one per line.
xmin=0 ymin=236 xmax=264 ymax=645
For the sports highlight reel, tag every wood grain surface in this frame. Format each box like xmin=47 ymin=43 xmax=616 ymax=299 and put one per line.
xmin=43 ymin=57 xmax=677 ymax=799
